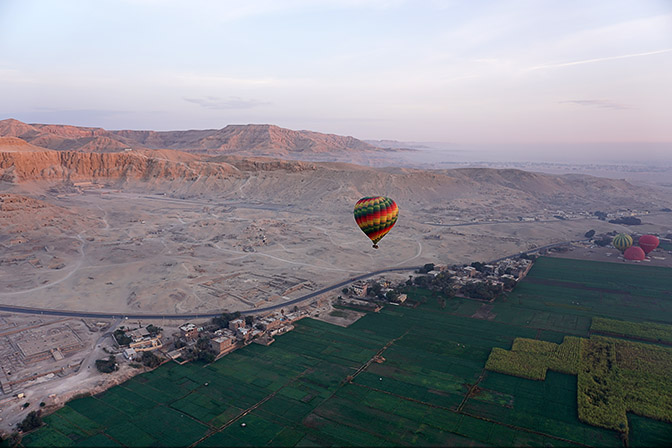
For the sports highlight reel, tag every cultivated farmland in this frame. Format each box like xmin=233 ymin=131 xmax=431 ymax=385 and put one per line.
xmin=19 ymin=257 xmax=672 ymax=447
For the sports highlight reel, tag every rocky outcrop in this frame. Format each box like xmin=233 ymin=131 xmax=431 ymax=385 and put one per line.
xmin=0 ymin=150 xmax=239 ymax=183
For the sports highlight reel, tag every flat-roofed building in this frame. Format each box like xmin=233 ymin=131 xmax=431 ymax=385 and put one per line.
xmin=211 ymin=336 xmax=236 ymax=355
xmin=179 ymin=323 xmax=199 ymax=340
xmin=229 ymin=318 xmax=245 ymax=331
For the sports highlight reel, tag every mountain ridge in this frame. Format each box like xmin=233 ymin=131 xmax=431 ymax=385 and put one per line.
xmin=0 ymin=119 xmax=385 ymax=156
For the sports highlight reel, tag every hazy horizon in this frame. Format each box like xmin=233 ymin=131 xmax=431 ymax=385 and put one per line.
xmin=1 ymin=0 xmax=671 ymax=148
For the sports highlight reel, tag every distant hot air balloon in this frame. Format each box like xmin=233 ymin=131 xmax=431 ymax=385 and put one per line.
xmin=624 ymin=246 xmax=646 ymax=261
xmin=638 ymin=235 xmax=659 ymax=255
xmin=612 ymin=233 xmax=633 ymax=253
xmin=354 ymin=196 xmax=398 ymax=249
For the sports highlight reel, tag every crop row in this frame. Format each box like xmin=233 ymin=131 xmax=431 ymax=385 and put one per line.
xmin=485 ymin=336 xmax=580 ymax=380
xmin=590 ymin=317 xmax=672 ymax=344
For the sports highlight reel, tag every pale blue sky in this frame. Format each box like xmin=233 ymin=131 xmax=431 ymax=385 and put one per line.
xmin=1 ymin=0 xmax=671 ymax=145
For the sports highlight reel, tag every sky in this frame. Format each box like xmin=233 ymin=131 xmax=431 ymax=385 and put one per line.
xmin=1 ymin=0 xmax=671 ymax=148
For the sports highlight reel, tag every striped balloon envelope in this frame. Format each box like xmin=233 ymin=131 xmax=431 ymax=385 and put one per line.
xmin=353 ymin=196 xmax=399 ymax=249
xmin=612 ymin=233 xmax=633 ymax=253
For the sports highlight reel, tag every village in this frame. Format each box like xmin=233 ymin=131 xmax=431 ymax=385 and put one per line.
xmin=3 ymin=233 xmax=671 ymax=436
xmin=109 ymin=255 xmax=535 ymax=370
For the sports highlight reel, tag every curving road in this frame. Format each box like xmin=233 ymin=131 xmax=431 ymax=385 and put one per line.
xmin=0 ymin=240 xmax=579 ymax=320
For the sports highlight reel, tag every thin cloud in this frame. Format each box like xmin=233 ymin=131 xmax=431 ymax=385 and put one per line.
xmin=184 ymin=96 xmax=270 ymax=110
xmin=528 ymin=48 xmax=672 ymax=71
xmin=560 ymin=99 xmax=633 ymax=110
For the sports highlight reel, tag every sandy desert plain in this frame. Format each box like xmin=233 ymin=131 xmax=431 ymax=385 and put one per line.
xmin=3 ymin=168 xmax=670 ymax=315
xmin=1 ymin=133 xmax=672 ymax=438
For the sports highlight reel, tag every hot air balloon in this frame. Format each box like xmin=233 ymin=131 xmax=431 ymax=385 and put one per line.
xmin=354 ymin=196 xmax=398 ymax=249
xmin=638 ymin=235 xmax=659 ymax=255
xmin=624 ymin=246 xmax=645 ymax=261
xmin=612 ymin=233 xmax=633 ymax=253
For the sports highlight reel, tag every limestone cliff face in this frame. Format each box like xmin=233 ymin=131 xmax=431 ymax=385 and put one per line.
xmin=0 ymin=150 xmax=239 ymax=183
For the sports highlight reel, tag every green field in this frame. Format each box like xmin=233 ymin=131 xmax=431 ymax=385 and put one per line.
xmin=19 ymin=256 xmax=672 ymax=447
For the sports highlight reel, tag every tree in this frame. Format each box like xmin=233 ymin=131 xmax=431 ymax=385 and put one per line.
xmin=609 ymin=217 xmax=641 ymax=225
xmin=413 ymin=276 xmax=431 ymax=288
xmin=113 ymin=329 xmax=132 ymax=346
xmin=212 ymin=312 xmax=241 ymax=329
xmin=244 ymin=315 xmax=254 ymax=326
xmin=146 ymin=324 xmax=162 ymax=337
xmin=95 ymin=356 xmax=118 ymax=373
xmin=594 ymin=236 xmax=612 ymax=247
xmin=418 ymin=263 xmax=435 ymax=274
xmin=367 ymin=281 xmax=382 ymax=297
xmin=196 ymin=337 xmax=211 ymax=351
xmin=594 ymin=211 xmax=608 ymax=220
xmin=342 ymin=287 xmax=349 ymax=295
xmin=141 ymin=351 xmax=161 ymax=368
xmin=462 ymin=281 xmax=503 ymax=300
xmin=470 ymin=261 xmax=486 ymax=272
xmin=17 ymin=411 xmax=42 ymax=433
xmin=198 ymin=349 xmax=216 ymax=364
xmin=584 ymin=229 xmax=596 ymax=238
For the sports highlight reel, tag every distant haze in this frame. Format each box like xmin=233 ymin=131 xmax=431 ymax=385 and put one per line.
xmin=1 ymin=0 xmax=671 ymax=154
xmin=387 ymin=142 xmax=672 ymax=164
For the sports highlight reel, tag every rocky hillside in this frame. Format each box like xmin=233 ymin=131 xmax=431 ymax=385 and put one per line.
xmin=0 ymin=119 xmax=384 ymax=156
xmin=0 ymin=149 xmax=239 ymax=183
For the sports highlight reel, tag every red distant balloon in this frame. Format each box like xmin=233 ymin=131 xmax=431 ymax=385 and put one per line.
xmin=624 ymin=246 xmax=646 ymax=261
xmin=638 ymin=235 xmax=659 ymax=255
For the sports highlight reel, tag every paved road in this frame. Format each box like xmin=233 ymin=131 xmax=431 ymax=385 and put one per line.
xmin=0 ymin=266 xmax=422 ymax=319
xmin=0 ymin=240 xmax=578 ymax=320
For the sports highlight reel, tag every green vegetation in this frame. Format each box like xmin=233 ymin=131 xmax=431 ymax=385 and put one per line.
xmin=486 ymin=336 xmax=580 ymax=380
xmin=21 ymin=257 xmax=672 ymax=447
xmin=18 ymin=411 xmax=43 ymax=433
xmin=145 ymin=324 xmax=162 ymax=337
xmin=112 ymin=329 xmax=131 ymax=346
xmin=462 ymin=280 xmax=503 ymax=300
xmin=211 ymin=311 xmax=240 ymax=329
xmin=140 ymin=351 xmax=161 ymax=368
xmin=487 ymin=333 xmax=672 ymax=435
xmin=591 ymin=317 xmax=672 ymax=344
xmin=95 ymin=356 xmax=118 ymax=374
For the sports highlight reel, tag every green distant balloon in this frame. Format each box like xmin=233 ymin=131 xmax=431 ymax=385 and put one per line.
xmin=612 ymin=233 xmax=633 ymax=253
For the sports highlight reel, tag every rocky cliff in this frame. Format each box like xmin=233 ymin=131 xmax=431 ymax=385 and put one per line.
xmin=0 ymin=150 xmax=239 ymax=183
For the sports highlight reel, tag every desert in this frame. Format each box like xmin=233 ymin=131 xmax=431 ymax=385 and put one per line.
xmin=1 ymin=121 xmax=671 ymax=441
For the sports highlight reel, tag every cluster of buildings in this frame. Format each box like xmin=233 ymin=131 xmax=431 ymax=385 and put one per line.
xmin=115 ymin=311 xmax=307 ymax=365
xmin=439 ymin=257 xmax=533 ymax=290
xmin=423 ymin=257 xmax=533 ymax=296
xmin=119 ymin=327 xmax=163 ymax=360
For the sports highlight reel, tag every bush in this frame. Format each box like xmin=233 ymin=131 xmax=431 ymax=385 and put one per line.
xmin=594 ymin=236 xmax=612 ymax=247
xmin=141 ymin=351 xmax=161 ymax=368
xmin=212 ymin=312 xmax=241 ymax=329
xmin=585 ymin=229 xmax=596 ymax=238
xmin=113 ymin=329 xmax=132 ymax=346
xmin=95 ymin=356 xmax=118 ymax=373
xmin=17 ymin=411 xmax=42 ymax=433
xmin=417 ymin=263 xmax=435 ymax=274
xmin=462 ymin=281 xmax=502 ymax=300
xmin=145 ymin=324 xmax=162 ymax=337
xmin=198 ymin=349 xmax=216 ymax=364
xmin=609 ymin=216 xmax=641 ymax=225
